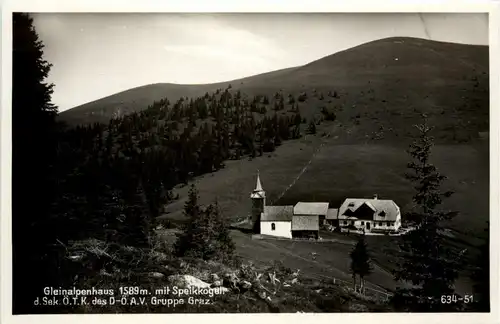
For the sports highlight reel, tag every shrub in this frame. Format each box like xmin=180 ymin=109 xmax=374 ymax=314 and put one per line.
xmin=297 ymin=92 xmax=308 ymax=102
xmin=321 ymin=107 xmax=337 ymax=121
xmin=307 ymin=121 xmax=317 ymax=135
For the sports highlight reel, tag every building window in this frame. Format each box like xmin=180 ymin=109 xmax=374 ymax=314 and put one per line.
xmin=271 ymin=223 xmax=276 ymax=231
xmin=373 ymin=223 xmax=377 ymax=227
xmin=348 ymin=203 xmax=355 ymax=207
xmin=361 ymin=221 xmax=364 ymax=225
xmin=379 ymin=211 xmax=386 ymax=217
xmin=343 ymin=220 xmax=347 ymax=225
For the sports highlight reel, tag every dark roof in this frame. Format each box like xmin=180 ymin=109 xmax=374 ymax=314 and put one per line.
xmin=338 ymin=198 xmax=400 ymax=221
xmin=292 ymin=215 xmax=319 ymax=231
xmin=262 ymin=206 xmax=294 ymax=221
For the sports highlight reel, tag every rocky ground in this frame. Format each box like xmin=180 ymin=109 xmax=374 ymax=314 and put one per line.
xmin=54 ymin=236 xmax=392 ymax=313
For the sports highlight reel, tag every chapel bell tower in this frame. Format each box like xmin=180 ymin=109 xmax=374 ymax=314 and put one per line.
xmin=250 ymin=171 xmax=266 ymax=234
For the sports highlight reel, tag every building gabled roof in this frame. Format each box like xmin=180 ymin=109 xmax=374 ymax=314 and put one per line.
xmin=261 ymin=205 xmax=293 ymax=222
xmin=292 ymin=215 xmax=319 ymax=231
xmin=364 ymin=201 xmax=376 ymax=211
xmin=326 ymin=208 xmax=338 ymax=219
xmin=338 ymin=198 xmax=400 ymax=221
xmin=293 ymin=202 xmax=329 ymax=216
xmin=250 ymin=174 xmax=266 ymax=198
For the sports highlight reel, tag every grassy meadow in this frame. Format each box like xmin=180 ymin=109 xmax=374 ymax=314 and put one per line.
xmin=158 ymin=117 xmax=489 ymax=295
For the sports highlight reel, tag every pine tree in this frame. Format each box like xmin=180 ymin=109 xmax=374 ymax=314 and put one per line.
xmin=142 ymin=152 xmax=168 ymax=220
xmin=173 ymin=185 xmax=234 ymax=261
xmin=350 ymin=235 xmax=372 ymax=293
xmin=307 ymin=121 xmax=317 ymax=135
xmin=392 ymin=116 xmax=461 ymax=311
xmin=278 ymin=96 xmax=285 ymax=111
xmin=121 ymin=178 xmax=153 ymax=248
xmin=173 ymin=184 xmax=203 ymax=257
xmin=206 ymin=201 xmax=235 ymax=261
xmin=12 ymin=13 xmax=62 ymax=314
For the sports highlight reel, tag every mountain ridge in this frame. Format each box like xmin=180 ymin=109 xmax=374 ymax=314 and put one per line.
xmin=58 ymin=36 xmax=489 ymax=127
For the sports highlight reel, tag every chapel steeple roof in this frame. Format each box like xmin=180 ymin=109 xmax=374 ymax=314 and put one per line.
xmin=255 ymin=172 xmax=263 ymax=192
xmin=250 ymin=171 xmax=265 ymax=199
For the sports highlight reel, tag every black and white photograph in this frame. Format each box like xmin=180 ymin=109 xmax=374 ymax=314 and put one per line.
xmin=2 ymin=1 xmax=499 ymax=321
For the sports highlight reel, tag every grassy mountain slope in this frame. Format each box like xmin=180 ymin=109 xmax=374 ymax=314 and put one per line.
xmin=159 ymin=121 xmax=488 ymax=295
xmin=58 ymin=36 xmax=489 ymax=297
xmin=57 ymin=67 xmax=294 ymax=126
xmin=59 ymin=37 xmax=489 ymax=144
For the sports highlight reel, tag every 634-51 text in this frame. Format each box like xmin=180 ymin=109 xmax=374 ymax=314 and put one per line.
xmin=441 ymin=295 xmax=474 ymax=304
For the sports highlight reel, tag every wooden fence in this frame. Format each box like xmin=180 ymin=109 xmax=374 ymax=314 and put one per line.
xmin=331 ymin=276 xmax=393 ymax=302
xmin=308 ymin=272 xmax=393 ymax=303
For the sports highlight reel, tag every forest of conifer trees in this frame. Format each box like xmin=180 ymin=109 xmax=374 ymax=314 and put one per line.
xmin=57 ymin=85 xmax=311 ymax=246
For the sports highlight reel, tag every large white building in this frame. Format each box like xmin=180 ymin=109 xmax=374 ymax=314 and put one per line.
xmin=327 ymin=196 xmax=402 ymax=233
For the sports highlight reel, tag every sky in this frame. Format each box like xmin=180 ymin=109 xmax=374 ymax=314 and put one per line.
xmin=31 ymin=13 xmax=489 ymax=112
